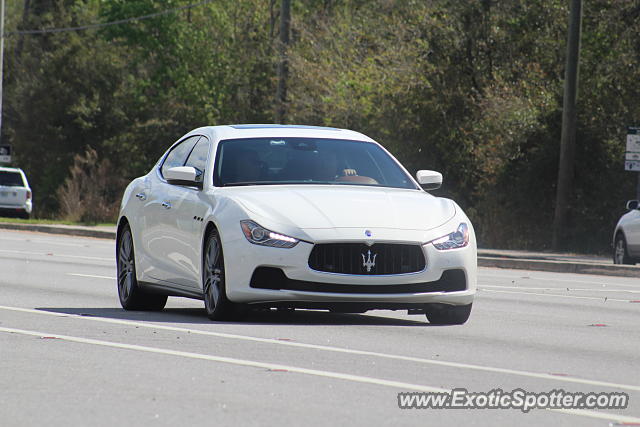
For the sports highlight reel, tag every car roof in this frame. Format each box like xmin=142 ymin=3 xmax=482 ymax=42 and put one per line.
xmin=0 ymin=166 xmax=24 ymax=173
xmin=194 ymin=124 xmax=376 ymax=143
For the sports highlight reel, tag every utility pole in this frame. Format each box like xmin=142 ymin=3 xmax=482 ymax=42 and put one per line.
xmin=552 ymin=0 xmax=582 ymax=250
xmin=275 ymin=0 xmax=291 ymax=124
xmin=0 ymin=0 xmax=5 ymax=145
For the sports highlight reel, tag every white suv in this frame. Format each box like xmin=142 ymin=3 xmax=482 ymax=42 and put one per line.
xmin=0 ymin=167 xmax=32 ymax=219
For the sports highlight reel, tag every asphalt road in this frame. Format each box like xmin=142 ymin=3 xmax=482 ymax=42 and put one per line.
xmin=0 ymin=229 xmax=639 ymax=427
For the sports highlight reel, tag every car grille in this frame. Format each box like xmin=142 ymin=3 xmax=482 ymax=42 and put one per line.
xmin=250 ymin=267 xmax=465 ymax=293
xmin=308 ymin=243 xmax=426 ymax=275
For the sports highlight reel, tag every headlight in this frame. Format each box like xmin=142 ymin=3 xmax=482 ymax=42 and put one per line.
xmin=431 ymin=223 xmax=469 ymax=250
xmin=240 ymin=220 xmax=300 ymax=248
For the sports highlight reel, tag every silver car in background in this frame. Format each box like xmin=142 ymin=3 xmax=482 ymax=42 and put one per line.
xmin=0 ymin=167 xmax=32 ymax=219
xmin=613 ymin=199 xmax=640 ymax=264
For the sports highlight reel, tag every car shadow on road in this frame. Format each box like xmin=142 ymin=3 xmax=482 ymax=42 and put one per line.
xmin=36 ymin=307 xmax=433 ymax=327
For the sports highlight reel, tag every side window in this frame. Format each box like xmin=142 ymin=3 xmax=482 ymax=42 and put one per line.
xmin=184 ymin=136 xmax=209 ymax=173
xmin=160 ymin=136 xmax=201 ymax=178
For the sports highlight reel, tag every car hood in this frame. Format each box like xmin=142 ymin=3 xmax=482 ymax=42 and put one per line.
xmin=226 ymin=185 xmax=456 ymax=231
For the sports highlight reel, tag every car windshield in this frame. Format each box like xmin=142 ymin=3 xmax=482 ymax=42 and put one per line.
xmin=214 ymin=138 xmax=417 ymax=189
xmin=0 ymin=171 xmax=24 ymax=187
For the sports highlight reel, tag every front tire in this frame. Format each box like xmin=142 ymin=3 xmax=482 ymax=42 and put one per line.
xmin=203 ymin=229 xmax=236 ymax=320
xmin=425 ymin=303 xmax=472 ymax=325
xmin=117 ymin=225 xmax=167 ymax=311
xmin=613 ymin=233 xmax=635 ymax=265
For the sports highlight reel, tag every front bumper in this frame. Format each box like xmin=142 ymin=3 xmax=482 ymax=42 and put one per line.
xmin=223 ymin=236 xmax=477 ymax=307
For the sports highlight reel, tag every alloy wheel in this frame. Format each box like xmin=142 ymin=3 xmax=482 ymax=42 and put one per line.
xmin=118 ymin=229 xmax=136 ymax=301
xmin=204 ymin=231 xmax=228 ymax=319
xmin=613 ymin=235 xmax=634 ymax=265
xmin=116 ymin=225 xmax=167 ymax=311
xmin=615 ymin=239 xmax=625 ymax=264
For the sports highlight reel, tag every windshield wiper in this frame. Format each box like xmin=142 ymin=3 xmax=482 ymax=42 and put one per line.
xmin=221 ymin=180 xmax=337 ymax=187
xmin=222 ymin=181 xmax=291 ymax=187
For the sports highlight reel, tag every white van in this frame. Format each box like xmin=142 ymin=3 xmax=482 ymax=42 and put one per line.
xmin=0 ymin=167 xmax=32 ymax=219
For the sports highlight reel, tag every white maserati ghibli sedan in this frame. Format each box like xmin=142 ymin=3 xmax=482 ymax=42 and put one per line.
xmin=117 ymin=125 xmax=477 ymax=324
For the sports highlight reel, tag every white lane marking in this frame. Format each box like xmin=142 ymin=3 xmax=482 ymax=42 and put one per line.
xmin=1 ymin=325 xmax=638 ymax=424
xmin=481 ymin=280 xmax=640 ymax=291
xmin=0 ymin=305 xmax=639 ymax=392
xmin=549 ymin=408 xmax=640 ymax=423
xmin=0 ymin=249 xmax=111 ymax=262
xmin=0 ymin=325 xmax=446 ymax=393
xmin=0 ymin=236 xmax=88 ymax=247
xmin=480 ymin=272 xmax=640 ymax=289
xmin=480 ymin=289 xmax=632 ymax=303
xmin=480 ymin=285 xmax=640 ymax=294
xmin=67 ymin=273 xmax=115 ymax=280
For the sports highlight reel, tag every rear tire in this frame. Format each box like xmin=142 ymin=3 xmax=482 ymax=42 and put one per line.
xmin=613 ymin=234 xmax=635 ymax=265
xmin=425 ymin=303 xmax=472 ymax=325
xmin=117 ymin=225 xmax=167 ymax=311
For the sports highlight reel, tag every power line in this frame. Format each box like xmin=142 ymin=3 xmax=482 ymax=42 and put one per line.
xmin=4 ymin=0 xmax=215 ymax=37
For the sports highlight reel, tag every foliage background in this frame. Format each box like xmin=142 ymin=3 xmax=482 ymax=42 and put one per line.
xmin=3 ymin=0 xmax=640 ymax=252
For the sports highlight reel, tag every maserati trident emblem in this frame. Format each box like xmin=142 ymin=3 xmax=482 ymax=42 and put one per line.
xmin=362 ymin=250 xmax=377 ymax=272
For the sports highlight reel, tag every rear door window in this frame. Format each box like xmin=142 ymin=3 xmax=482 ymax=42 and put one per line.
xmin=0 ymin=171 xmax=24 ymax=187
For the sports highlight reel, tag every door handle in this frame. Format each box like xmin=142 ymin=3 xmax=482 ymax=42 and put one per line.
xmin=135 ymin=193 xmax=146 ymax=201
xmin=161 ymin=201 xmax=172 ymax=210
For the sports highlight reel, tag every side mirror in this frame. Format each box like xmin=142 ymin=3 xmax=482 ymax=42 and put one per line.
xmin=416 ymin=170 xmax=443 ymax=190
xmin=626 ymin=200 xmax=639 ymax=210
xmin=165 ymin=166 xmax=203 ymax=189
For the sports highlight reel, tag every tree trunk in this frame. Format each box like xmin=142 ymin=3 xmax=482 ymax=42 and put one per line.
xmin=14 ymin=0 xmax=32 ymax=60
xmin=275 ymin=0 xmax=291 ymax=124
xmin=552 ymin=0 xmax=582 ymax=250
